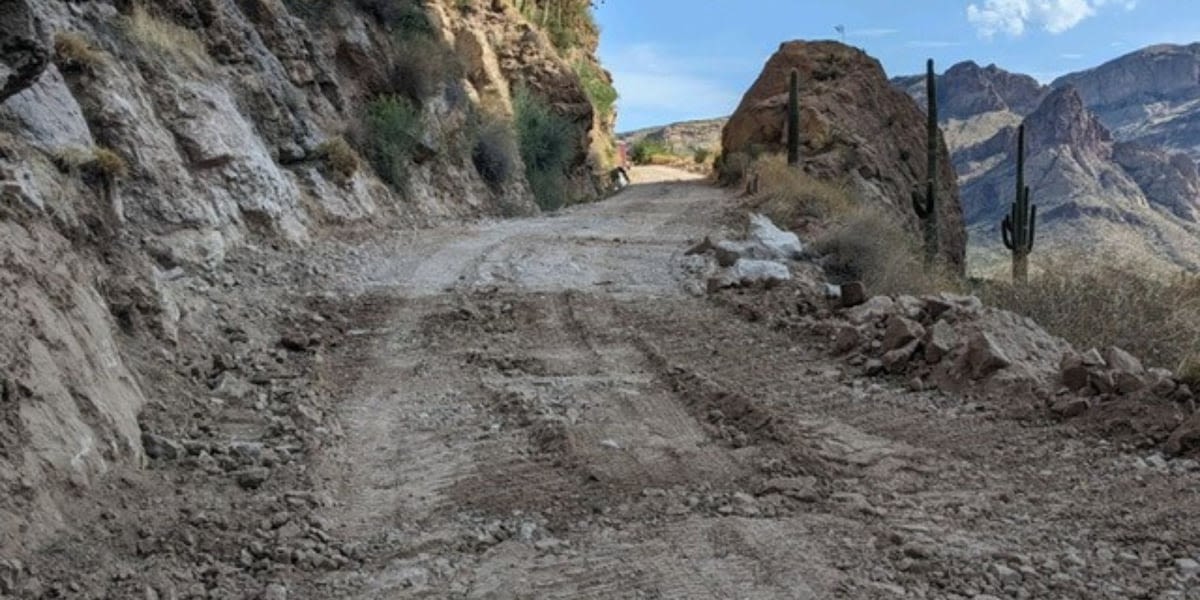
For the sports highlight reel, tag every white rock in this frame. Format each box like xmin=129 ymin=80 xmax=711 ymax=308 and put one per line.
xmin=747 ymin=213 xmax=805 ymax=260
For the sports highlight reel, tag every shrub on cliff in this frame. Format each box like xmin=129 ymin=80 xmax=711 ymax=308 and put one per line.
xmin=360 ymin=95 xmax=423 ymax=190
xmin=630 ymin=139 xmax=670 ymax=165
xmin=514 ymin=88 xmax=574 ymax=211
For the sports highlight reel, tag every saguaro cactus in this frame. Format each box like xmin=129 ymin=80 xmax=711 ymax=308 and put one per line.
xmin=911 ymin=58 xmax=939 ymax=266
xmin=787 ymin=69 xmax=801 ymax=166
xmin=1002 ymin=124 xmax=1037 ymax=282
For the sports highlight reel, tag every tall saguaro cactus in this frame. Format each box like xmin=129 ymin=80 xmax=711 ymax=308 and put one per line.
xmin=1002 ymin=124 xmax=1037 ymax=282
xmin=787 ymin=69 xmax=801 ymax=166
xmin=912 ymin=58 xmax=939 ymax=266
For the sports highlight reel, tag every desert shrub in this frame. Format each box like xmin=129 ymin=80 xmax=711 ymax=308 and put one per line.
xmin=574 ymin=59 xmax=617 ymax=121
xmin=813 ymin=206 xmax=958 ymax=297
xmin=978 ymin=257 xmax=1200 ymax=374
xmin=747 ymin=154 xmax=852 ymax=226
xmin=93 ymin=147 xmax=130 ymax=179
xmin=517 ymin=0 xmax=598 ymax=53
xmin=53 ymin=32 xmax=106 ymax=70
xmin=630 ymin=138 xmax=670 ymax=165
xmin=315 ymin=137 xmax=360 ymax=179
xmin=387 ymin=13 xmax=462 ymax=104
xmin=55 ymin=146 xmax=130 ymax=179
xmin=353 ymin=0 xmax=434 ymax=32
xmin=125 ymin=5 xmax=210 ymax=70
xmin=715 ymin=151 xmax=751 ymax=185
xmin=693 ymin=148 xmax=712 ymax=164
xmin=360 ymin=95 xmax=423 ymax=190
xmin=514 ymin=88 xmax=575 ymax=211
xmin=472 ymin=117 xmax=519 ymax=190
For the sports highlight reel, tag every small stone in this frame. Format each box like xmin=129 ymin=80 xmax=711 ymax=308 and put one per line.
xmin=234 ymin=467 xmax=271 ymax=490
xmin=840 ymin=281 xmax=867 ymax=307
xmin=1175 ymin=558 xmax=1200 ymax=577
xmin=262 ymin=583 xmax=288 ymax=600
xmin=882 ymin=340 xmax=920 ymax=373
xmin=865 ymin=359 xmax=885 ymax=376
xmin=833 ymin=325 xmax=865 ymax=355
xmin=757 ymin=476 xmax=819 ymax=501
xmin=992 ymin=563 xmax=1022 ymax=586
xmin=1051 ymin=397 xmax=1090 ymax=419
xmin=1114 ymin=371 xmax=1147 ymax=394
xmin=1167 ymin=413 xmax=1200 ymax=455
xmin=141 ymin=432 xmax=183 ymax=461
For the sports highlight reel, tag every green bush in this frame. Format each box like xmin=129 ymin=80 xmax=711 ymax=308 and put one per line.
xmin=630 ymin=138 xmax=669 ymax=165
xmin=514 ymin=88 xmax=575 ymax=211
xmin=361 ymin=95 xmax=423 ymax=190
xmin=693 ymin=148 xmax=712 ymax=164
xmin=574 ymin=59 xmax=617 ymax=121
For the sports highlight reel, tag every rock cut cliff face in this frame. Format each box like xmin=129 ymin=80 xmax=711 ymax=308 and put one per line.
xmin=722 ymin=40 xmax=967 ymax=273
xmin=0 ymin=0 xmax=612 ymax=553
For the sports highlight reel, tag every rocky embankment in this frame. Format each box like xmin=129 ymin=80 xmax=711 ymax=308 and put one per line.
xmin=0 ymin=0 xmax=612 ymax=567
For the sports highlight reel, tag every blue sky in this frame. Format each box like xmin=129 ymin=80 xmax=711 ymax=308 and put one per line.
xmin=595 ymin=0 xmax=1200 ymax=131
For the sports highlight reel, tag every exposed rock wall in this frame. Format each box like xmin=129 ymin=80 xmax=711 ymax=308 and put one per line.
xmin=0 ymin=0 xmax=612 ymax=553
xmin=722 ymin=41 xmax=967 ymax=273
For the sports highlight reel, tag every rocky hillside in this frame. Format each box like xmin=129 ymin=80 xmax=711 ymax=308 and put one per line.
xmin=722 ymin=41 xmax=967 ymax=273
xmin=1053 ymin=43 xmax=1200 ymax=158
xmin=0 ymin=0 xmax=613 ymax=557
xmin=617 ymin=117 xmax=727 ymax=155
xmin=893 ymin=46 xmax=1200 ymax=273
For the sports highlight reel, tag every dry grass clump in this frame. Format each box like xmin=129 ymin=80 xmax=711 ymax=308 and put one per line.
xmin=54 ymin=146 xmax=130 ymax=179
xmin=53 ymin=32 xmax=106 ymax=70
xmin=315 ymin=137 xmax=361 ymax=180
xmin=979 ymin=255 xmax=1200 ymax=376
xmin=747 ymin=155 xmax=853 ymax=227
xmin=812 ymin=205 xmax=961 ymax=297
xmin=125 ymin=6 xmax=210 ymax=70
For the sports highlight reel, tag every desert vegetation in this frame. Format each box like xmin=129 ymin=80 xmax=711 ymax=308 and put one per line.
xmin=514 ymin=88 xmax=576 ymax=211
xmin=123 ymin=5 xmax=211 ymax=70
xmin=358 ymin=95 xmax=424 ymax=190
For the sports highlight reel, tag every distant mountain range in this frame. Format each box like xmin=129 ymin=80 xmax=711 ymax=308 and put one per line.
xmin=625 ymin=43 xmax=1200 ymax=275
xmin=891 ymin=44 xmax=1200 ymax=273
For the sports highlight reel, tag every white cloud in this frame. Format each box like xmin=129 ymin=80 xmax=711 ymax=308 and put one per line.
xmin=1060 ymin=52 xmax=1085 ymax=58
xmin=966 ymin=0 xmax=1138 ymax=38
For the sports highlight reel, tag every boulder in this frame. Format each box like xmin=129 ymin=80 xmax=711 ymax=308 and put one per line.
xmin=708 ymin=259 xmax=791 ymax=290
xmin=1148 ymin=368 xmax=1178 ymax=396
xmin=1104 ymin=346 xmax=1145 ymax=376
xmin=748 ymin=213 xmax=805 ymax=259
xmin=845 ymin=296 xmax=896 ymax=325
xmin=1051 ymin=397 xmax=1091 ymax=419
xmin=923 ymin=321 xmax=958 ymax=364
xmin=1059 ymin=353 xmax=1092 ymax=391
xmin=722 ymin=40 xmax=966 ymax=272
xmin=881 ymin=315 xmax=925 ymax=353
xmin=964 ymin=332 xmax=1012 ymax=379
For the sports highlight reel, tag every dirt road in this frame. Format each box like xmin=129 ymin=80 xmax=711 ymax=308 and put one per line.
xmin=308 ymin=167 xmax=1200 ymax=599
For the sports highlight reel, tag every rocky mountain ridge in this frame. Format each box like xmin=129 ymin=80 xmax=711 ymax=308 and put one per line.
xmin=892 ymin=45 xmax=1200 ymax=273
